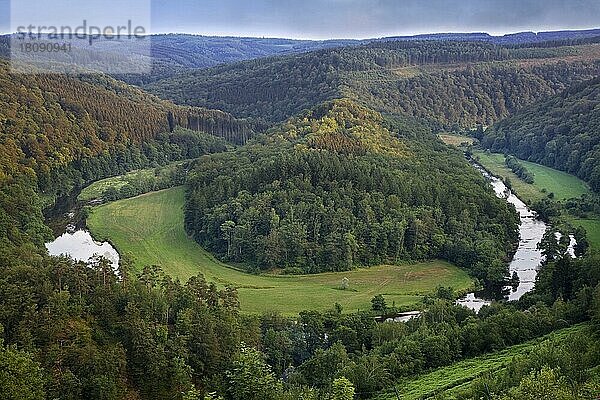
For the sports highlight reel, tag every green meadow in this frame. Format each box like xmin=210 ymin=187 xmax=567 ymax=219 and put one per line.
xmin=473 ymin=151 xmax=590 ymax=202
xmin=473 ymin=151 xmax=600 ymax=249
xmin=88 ymin=187 xmax=472 ymax=315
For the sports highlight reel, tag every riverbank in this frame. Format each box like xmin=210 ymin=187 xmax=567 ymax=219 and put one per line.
xmin=457 ymin=162 xmax=548 ymax=310
xmin=472 ymin=150 xmax=600 ymax=250
xmin=473 ymin=151 xmax=590 ymax=202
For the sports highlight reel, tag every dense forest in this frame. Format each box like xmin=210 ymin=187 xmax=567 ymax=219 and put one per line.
xmin=145 ymin=40 xmax=600 ymax=126
xmin=2 ymin=230 xmax=599 ymax=399
xmin=1 ymin=29 xmax=600 ymax=400
xmin=5 ymin=30 xmax=599 ymax=85
xmin=185 ymin=100 xmax=519 ymax=285
xmin=0 ymin=59 xmax=256 ymax=271
xmin=482 ymin=77 xmax=600 ymax=192
xmin=0 ymin=58 xmax=262 ymax=193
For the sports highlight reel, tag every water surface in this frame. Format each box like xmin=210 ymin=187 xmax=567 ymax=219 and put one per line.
xmin=46 ymin=230 xmax=120 ymax=271
xmin=457 ymin=165 xmax=548 ymax=310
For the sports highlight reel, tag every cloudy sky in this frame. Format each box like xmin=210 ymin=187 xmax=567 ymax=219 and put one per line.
xmin=1 ymin=0 xmax=599 ymax=39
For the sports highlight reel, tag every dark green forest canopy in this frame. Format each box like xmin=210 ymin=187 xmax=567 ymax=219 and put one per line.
xmin=483 ymin=77 xmax=600 ymax=193
xmin=185 ymin=100 xmax=519 ymax=283
xmin=0 ymin=60 xmax=253 ymax=266
xmin=144 ymin=40 xmax=600 ymax=126
xmin=0 ymin=35 xmax=600 ymax=399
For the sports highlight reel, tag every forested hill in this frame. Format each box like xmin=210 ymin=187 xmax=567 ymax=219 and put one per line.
xmin=482 ymin=77 xmax=600 ymax=192
xmin=0 ymin=59 xmax=258 ymax=186
xmin=185 ymin=99 xmax=519 ymax=285
xmin=4 ymin=29 xmax=598 ymax=84
xmin=0 ymin=59 xmax=263 ymax=264
xmin=144 ymin=40 xmax=600 ymax=126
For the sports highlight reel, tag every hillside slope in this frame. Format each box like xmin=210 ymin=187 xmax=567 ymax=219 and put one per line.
xmin=0 ymin=60 xmax=258 ymax=264
xmin=0 ymin=58 xmax=259 ymax=184
xmin=185 ymin=100 xmax=519 ymax=285
xmin=145 ymin=40 xmax=600 ymax=126
xmin=482 ymin=77 xmax=600 ymax=192
xmin=4 ymin=29 xmax=598 ymax=84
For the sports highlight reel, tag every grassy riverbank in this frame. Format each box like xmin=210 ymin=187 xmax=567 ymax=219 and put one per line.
xmin=473 ymin=151 xmax=600 ymax=249
xmin=473 ymin=151 xmax=590 ymax=202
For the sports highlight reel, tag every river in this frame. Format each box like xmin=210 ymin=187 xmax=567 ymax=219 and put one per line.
xmin=44 ymin=193 xmax=120 ymax=272
xmin=457 ymin=164 xmax=576 ymax=312
xmin=43 ymin=163 xmax=567 ymax=313
xmin=45 ymin=230 xmax=120 ymax=271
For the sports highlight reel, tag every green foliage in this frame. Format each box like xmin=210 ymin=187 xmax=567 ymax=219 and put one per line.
xmin=343 ymin=354 xmax=392 ymax=396
xmin=226 ymin=345 xmax=284 ymax=400
xmin=146 ymin=41 xmax=600 ymax=127
xmin=331 ymin=377 xmax=355 ymax=400
xmin=484 ymin=77 xmax=600 ymax=193
xmin=453 ymin=324 xmax=600 ymax=400
xmin=590 ymin=284 xmax=600 ymax=333
xmin=88 ymin=186 xmax=472 ymax=314
xmin=497 ymin=366 xmax=575 ymax=400
xmin=0 ymin=57 xmax=257 ymax=269
xmin=0 ymin=339 xmax=46 ymax=400
xmin=3 ymin=32 xmax=600 ymax=400
xmin=474 ymin=151 xmax=591 ymax=203
xmin=505 ymin=155 xmax=534 ymax=184
xmin=1 ymin=255 xmax=244 ymax=400
xmin=371 ymin=295 xmax=387 ymax=313
xmin=185 ymin=100 xmax=519 ymax=285
xmin=379 ymin=324 xmax=594 ymax=400
xmin=298 ymin=342 xmax=350 ymax=389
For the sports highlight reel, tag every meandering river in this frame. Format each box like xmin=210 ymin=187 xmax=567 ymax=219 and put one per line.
xmin=457 ymin=164 xmax=552 ymax=311
xmin=44 ymin=162 xmax=569 ymax=313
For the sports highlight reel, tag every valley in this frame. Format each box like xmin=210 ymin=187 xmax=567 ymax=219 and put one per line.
xmin=1 ymin=19 xmax=600 ymax=400
xmin=473 ymin=151 xmax=600 ymax=250
xmin=86 ymin=186 xmax=473 ymax=315
xmin=473 ymin=151 xmax=591 ymax=202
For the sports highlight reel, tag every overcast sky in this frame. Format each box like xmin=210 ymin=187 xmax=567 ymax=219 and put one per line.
xmin=1 ymin=0 xmax=599 ymax=39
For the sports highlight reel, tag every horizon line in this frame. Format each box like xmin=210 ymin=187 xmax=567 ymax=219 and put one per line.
xmin=1 ymin=26 xmax=599 ymax=41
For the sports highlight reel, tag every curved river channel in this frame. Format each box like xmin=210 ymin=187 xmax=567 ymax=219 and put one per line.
xmin=457 ymin=164 xmax=576 ymax=312
xmin=45 ymin=164 xmax=570 ymax=313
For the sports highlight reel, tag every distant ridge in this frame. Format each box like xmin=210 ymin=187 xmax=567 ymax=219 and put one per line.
xmin=1 ymin=27 xmax=598 ymax=84
xmin=380 ymin=28 xmax=600 ymax=44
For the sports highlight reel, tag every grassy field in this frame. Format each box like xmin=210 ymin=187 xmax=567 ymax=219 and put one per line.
xmin=564 ymin=216 xmax=600 ymax=250
xmin=87 ymin=187 xmax=473 ymax=315
xmin=78 ymin=170 xmax=154 ymax=201
xmin=78 ymin=161 xmax=187 ymax=202
xmin=377 ymin=324 xmax=585 ymax=400
xmin=438 ymin=133 xmax=477 ymax=147
xmin=474 ymin=151 xmax=590 ymax=203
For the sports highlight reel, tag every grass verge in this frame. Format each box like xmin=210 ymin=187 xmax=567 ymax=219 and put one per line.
xmin=377 ymin=324 xmax=586 ymax=400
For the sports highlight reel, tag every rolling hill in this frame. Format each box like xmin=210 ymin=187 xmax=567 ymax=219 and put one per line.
xmin=482 ymin=77 xmax=600 ymax=192
xmin=4 ymin=29 xmax=599 ymax=84
xmin=144 ymin=39 xmax=600 ymax=127
xmin=0 ymin=58 xmax=260 ymax=265
xmin=184 ymin=99 xmax=519 ymax=285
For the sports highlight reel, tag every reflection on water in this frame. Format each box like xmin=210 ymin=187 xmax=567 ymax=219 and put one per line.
xmin=458 ymin=293 xmax=492 ymax=313
xmin=385 ymin=311 xmax=422 ymax=323
xmin=45 ymin=230 xmax=120 ymax=271
xmin=457 ymin=165 xmax=548 ymax=310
